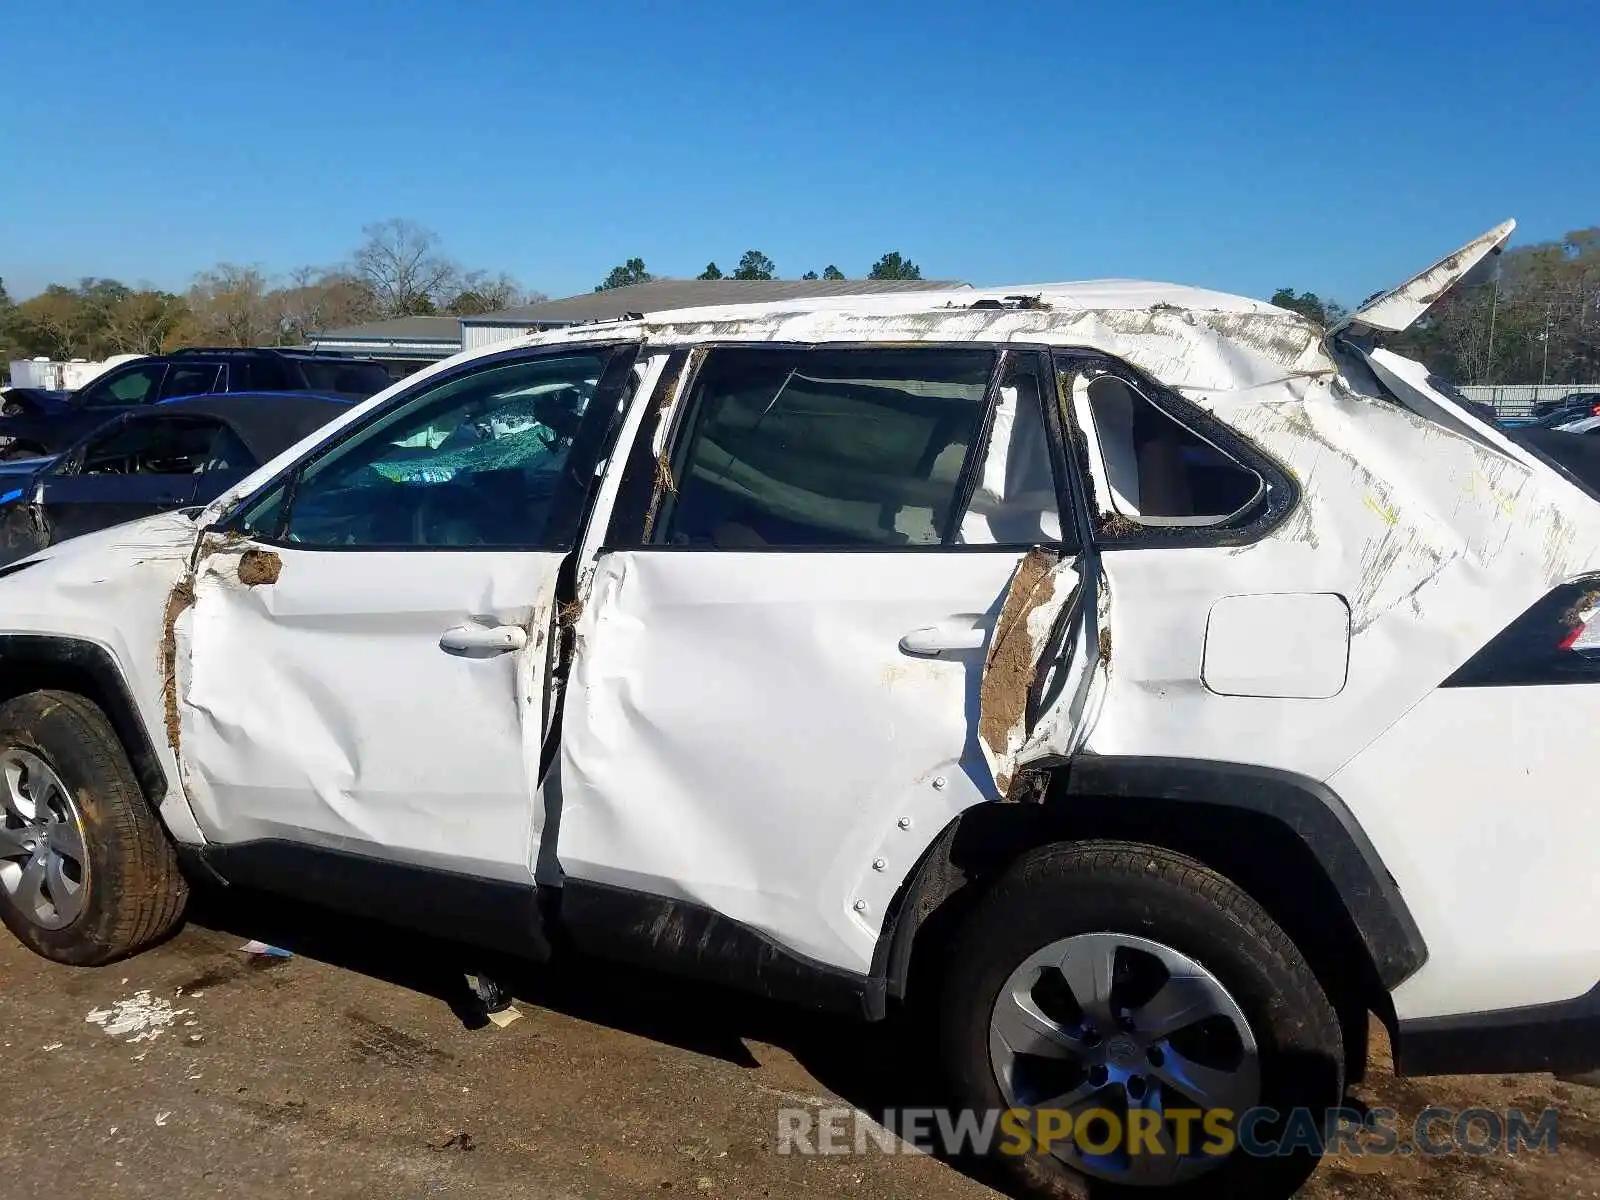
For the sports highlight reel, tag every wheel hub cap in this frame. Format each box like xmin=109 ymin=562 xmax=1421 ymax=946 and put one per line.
xmin=987 ymin=931 xmax=1260 ymax=1187
xmin=0 ymin=749 xmax=88 ymax=930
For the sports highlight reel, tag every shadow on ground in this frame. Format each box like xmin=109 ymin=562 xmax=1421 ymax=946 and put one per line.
xmin=184 ymin=882 xmax=1019 ymax=1193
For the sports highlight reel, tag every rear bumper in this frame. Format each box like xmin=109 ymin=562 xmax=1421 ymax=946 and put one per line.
xmin=1395 ymin=982 xmax=1600 ymax=1077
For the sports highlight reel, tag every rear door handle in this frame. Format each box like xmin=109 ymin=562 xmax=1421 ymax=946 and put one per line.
xmin=439 ymin=624 xmax=528 ymax=655
xmin=899 ymin=623 xmax=988 ymax=657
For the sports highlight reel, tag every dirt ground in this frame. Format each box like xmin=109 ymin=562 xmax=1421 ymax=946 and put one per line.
xmin=2 ymin=890 xmax=1597 ymax=1199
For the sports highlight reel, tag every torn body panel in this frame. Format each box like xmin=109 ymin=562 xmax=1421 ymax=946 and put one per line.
xmin=176 ymin=540 xmax=563 ymax=883
xmin=1015 ymin=362 xmax=1600 ymax=1015
xmin=975 ymin=548 xmax=1084 ymax=796
xmin=1335 ymin=220 xmax=1515 ymax=335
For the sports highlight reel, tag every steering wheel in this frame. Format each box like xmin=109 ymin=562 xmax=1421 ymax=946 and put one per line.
xmin=411 ymin=483 xmax=505 ymax=547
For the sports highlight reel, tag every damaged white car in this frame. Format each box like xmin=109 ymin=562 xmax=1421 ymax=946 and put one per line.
xmin=1 ymin=220 xmax=1595 ymax=1196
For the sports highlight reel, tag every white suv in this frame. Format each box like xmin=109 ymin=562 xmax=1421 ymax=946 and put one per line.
xmin=1 ymin=221 xmax=1594 ymax=1196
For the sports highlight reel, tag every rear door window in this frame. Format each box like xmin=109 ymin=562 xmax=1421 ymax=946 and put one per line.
xmin=160 ymin=364 xmax=222 ymax=401
xmin=651 ymin=347 xmax=995 ymax=548
xmin=293 ymin=358 xmax=393 ymax=396
xmin=233 ymin=358 xmax=292 ymax=391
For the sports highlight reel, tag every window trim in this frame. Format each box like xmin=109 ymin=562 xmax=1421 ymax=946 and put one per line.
xmin=219 ymin=341 xmax=642 ymax=553
xmin=1054 ymin=349 xmax=1298 ymax=550
xmin=603 ymin=341 xmax=1079 ymax=555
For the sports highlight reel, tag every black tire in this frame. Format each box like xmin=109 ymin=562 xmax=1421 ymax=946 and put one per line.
xmin=0 ymin=690 xmax=187 ymax=964
xmin=0 ymin=442 xmax=46 ymax=461
xmin=939 ymin=840 xmax=1343 ymax=1199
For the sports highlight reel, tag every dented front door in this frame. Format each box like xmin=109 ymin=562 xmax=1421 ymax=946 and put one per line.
xmin=172 ymin=345 xmax=640 ymax=884
xmin=554 ymin=344 xmax=1096 ymax=974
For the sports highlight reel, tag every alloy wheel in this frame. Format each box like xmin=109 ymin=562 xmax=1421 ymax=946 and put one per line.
xmin=0 ymin=748 xmax=89 ymax=930
xmin=988 ymin=931 xmax=1260 ymax=1186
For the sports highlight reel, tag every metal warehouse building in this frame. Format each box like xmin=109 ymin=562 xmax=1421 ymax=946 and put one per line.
xmin=306 ymin=315 xmax=466 ymax=377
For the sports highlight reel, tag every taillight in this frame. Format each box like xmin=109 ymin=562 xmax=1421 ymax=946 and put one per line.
xmin=1444 ymin=576 xmax=1600 ymax=686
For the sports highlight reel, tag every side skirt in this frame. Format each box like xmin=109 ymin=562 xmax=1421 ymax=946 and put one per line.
xmin=188 ymin=841 xmax=551 ymax=961
xmin=557 ymin=879 xmax=885 ymax=1020
xmin=1395 ymin=984 xmax=1600 ymax=1077
xmin=182 ymin=843 xmax=884 ymax=1018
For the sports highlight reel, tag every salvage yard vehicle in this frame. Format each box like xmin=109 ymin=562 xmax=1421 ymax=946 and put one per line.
xmin=0 ymin=393 xmax=353 ymax=567
xmin=0 ymin=347 xmax=390 ymax=460
xmin=1 ymin=219 xmax=1596 ymax=1196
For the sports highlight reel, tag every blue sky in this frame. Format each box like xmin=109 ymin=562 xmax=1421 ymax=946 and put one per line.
xmin=3 ymin=0 xmax=1595 ymax=306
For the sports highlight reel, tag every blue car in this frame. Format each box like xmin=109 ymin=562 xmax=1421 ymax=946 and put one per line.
xmin=0 ymin=392 xmax=353 ymax=566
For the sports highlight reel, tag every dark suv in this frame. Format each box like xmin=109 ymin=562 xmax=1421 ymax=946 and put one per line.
xmin=0 ymin=349 xmax=392 ymax=459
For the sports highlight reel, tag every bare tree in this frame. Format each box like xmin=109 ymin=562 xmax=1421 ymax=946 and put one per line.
xmin=278 ymin=266 xmax=378 ymax=342
xmin=186 ymin=264 xmax=279 ymax=347
xmin=446 ymin=270 xmax=538 ymax=316
xmin=352 ymin=219 xmax=462 ymax=317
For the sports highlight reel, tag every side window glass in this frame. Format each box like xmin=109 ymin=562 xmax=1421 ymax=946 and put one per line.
xmin=80 ymin=365 xmax=166 ymax=408
xmin=236 ymin=359 xmax=291 ymax=391
xmin=81 ymin=419 xmax=218 ymax=475
xmin=242 ymin=351 xmax=611 ymax=549
xmin=1071 ymin=370 xmax=1262 ymax=531
xmin=295 ymin=359 xmax=392 ymax=396
xmin=653 ymin=347 xmax=994 ymax=548
xmin=957 ymin=360 xmax=1062 ymax=544
xmin=203 ymin=426 xmax=256 ymax=473
xmin=161 ymin=365 xmax=221 ymax=401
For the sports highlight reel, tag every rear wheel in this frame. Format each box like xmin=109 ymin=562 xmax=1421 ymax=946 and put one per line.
xmin=938 ymin=840 xmax=1344 ymax=1198
xmin=0 ymin=691 xmax=187 ymax=964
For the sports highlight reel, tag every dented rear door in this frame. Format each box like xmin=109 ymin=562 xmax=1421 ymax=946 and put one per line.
xmin=554 ymin=345 xmax=1096 ymax=975
xmin=172 ymin=344 xmax=640 ymax=886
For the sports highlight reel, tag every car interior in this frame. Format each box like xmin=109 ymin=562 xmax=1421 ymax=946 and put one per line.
xmin=657 ymin=351 xmax=994 ymax=549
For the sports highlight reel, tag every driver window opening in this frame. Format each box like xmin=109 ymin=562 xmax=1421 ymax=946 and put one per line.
xmin=1081 ymin=374 xmax=1262 ymax=529
xmin=241 ymin=353 xmax=608 ymax=549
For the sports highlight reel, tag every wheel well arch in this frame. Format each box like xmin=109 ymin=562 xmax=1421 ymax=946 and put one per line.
xmin=876 ymin=758 xmax=1425 ymax=1071
xmin=0 ymin=635 xmax=167 ymax=807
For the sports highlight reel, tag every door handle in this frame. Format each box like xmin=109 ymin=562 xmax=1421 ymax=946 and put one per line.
xmin=439 ymin=624 xmax=528 ymax=655
xmin=899 ymin=623 xmax=988 ymax=657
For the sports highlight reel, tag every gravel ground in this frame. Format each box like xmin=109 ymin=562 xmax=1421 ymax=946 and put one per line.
xmin=2 ymin=891 xmax=1596 ymax=1199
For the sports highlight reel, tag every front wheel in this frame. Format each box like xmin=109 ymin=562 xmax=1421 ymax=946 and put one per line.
xmin=939 ymin=840 xmax=1344 ymax=1198
xmin=0 ymin=690 xmax=188 ymax=964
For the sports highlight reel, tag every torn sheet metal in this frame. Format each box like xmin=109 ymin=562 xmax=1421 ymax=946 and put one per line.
xmin=975 ymin=548 xmax=1078 ymax=796
xmin=647 ymin=296 xmax=1331 ymax=400
xmin=1334 ymin=220 xmax=1515 ymax=335
xmin=175 ymin=539 xmax=562 ymax=884
xmin=1018 ymin=356 xmax=1600 ymax=1017
xmin=555 ymin=546 xmax=1070 ymax=974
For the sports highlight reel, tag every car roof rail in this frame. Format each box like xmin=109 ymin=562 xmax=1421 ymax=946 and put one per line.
xmin=167 ymin=347 xmax=276 ymax=358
